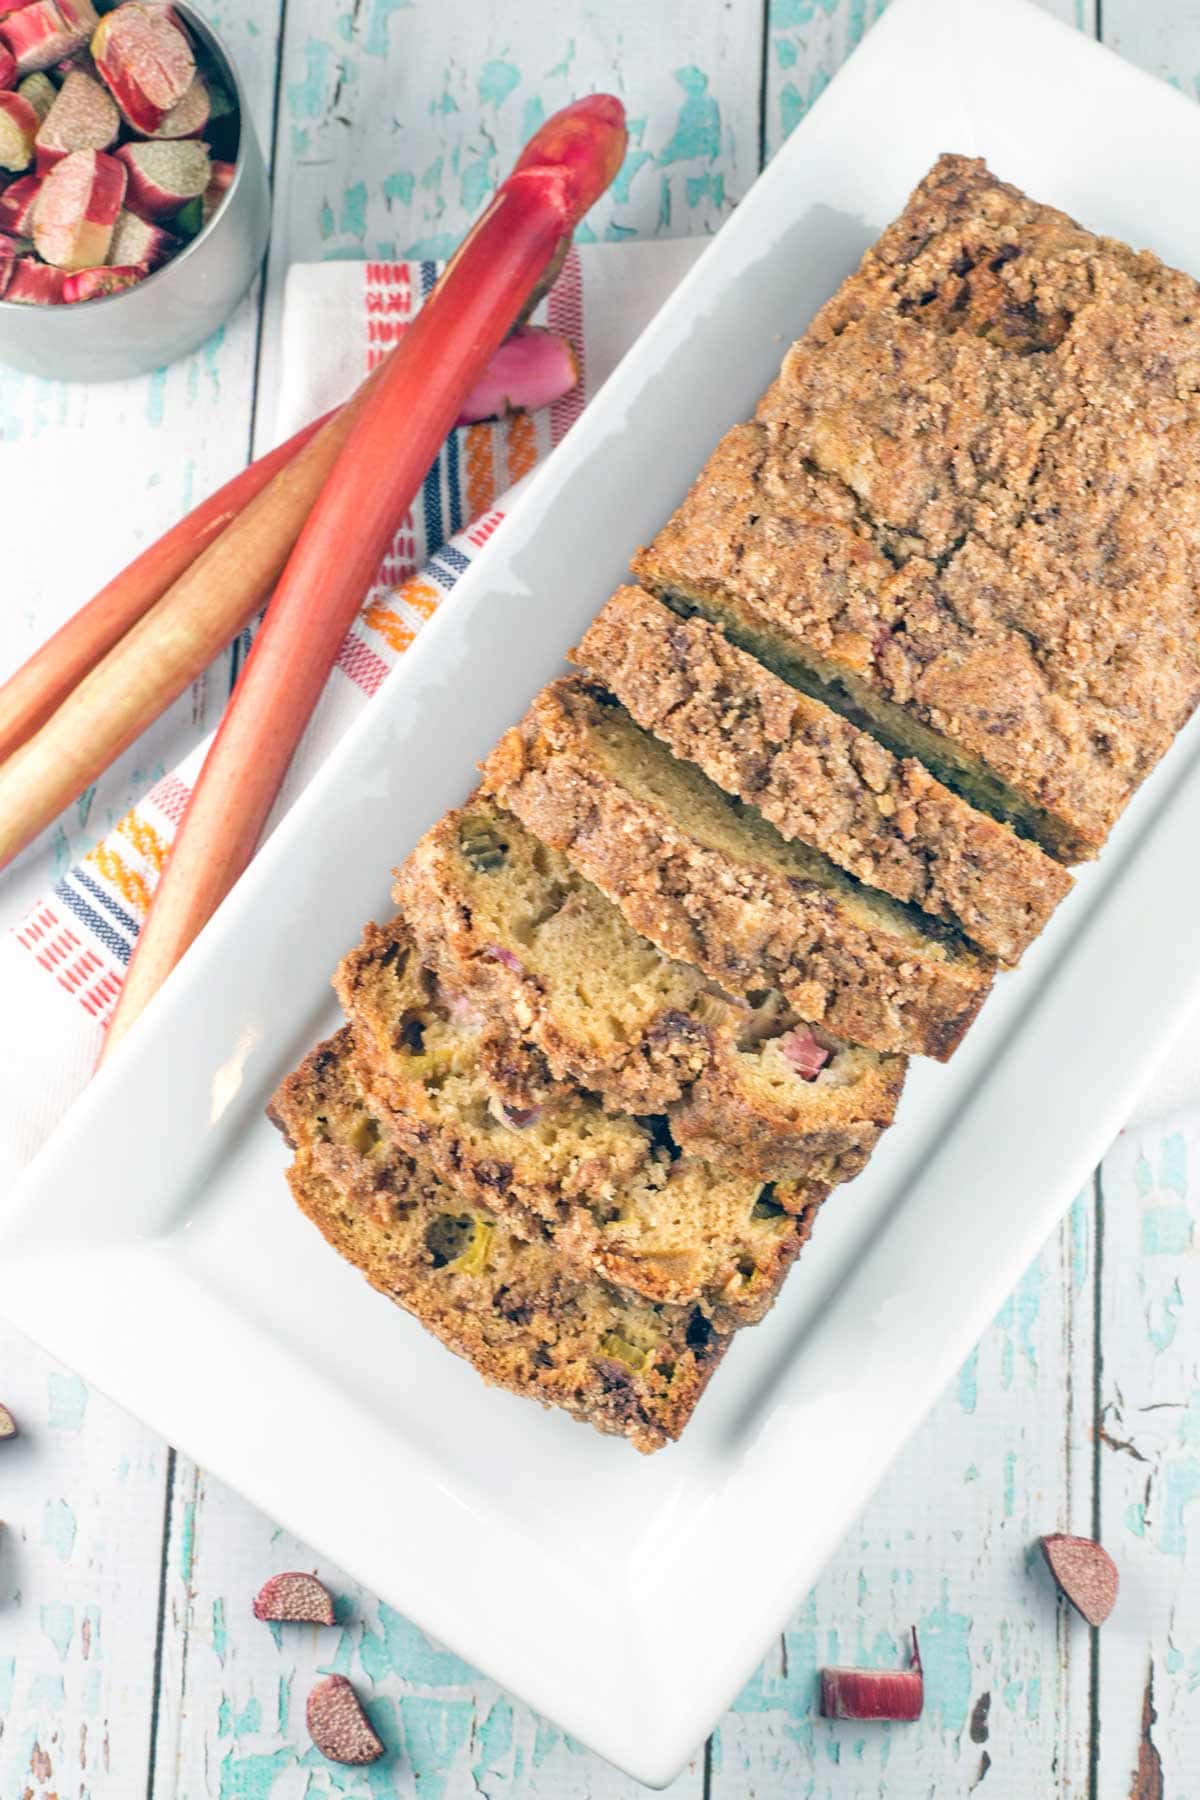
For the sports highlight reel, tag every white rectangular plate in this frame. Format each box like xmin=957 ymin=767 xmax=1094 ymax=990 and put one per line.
xmin=5 ymin=0 xmax=1200 ymax=1781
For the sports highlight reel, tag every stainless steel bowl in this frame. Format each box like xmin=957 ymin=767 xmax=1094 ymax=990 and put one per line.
xmin=0 ymin=2 xmax=270 ymax=381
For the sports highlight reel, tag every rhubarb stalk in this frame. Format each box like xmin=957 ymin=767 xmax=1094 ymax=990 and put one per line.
xmin=0 ymin=328 xmax=577 ymax=767
xmin=102 ymin=93 xmax=624 ymax=1055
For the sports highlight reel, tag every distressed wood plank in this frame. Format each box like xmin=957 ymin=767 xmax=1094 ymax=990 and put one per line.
xmin=0 ymin=1319 xmax=169 ymax=1800
xmin=1093 ymin=1116 xmax=1200 ymax=1793
xmin=0 ymin=1 xmax=286 ymax=932
xmin=763 ymin=0 xmax=1098 ymax=162
xmin=149 ymin=1458 xmax=706 ymax=1797
xmin=253 ymin=0 xmax=766 ymax=418
xmin=709 ymin=1195 xmax=1098 ymax=1797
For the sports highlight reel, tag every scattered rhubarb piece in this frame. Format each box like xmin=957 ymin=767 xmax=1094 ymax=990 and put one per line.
xmin=0 ymin=87 xmax=38 ymax=168
xmin=0 ymin=1401 xmax=15 ymax=1439
xmin=0 ymin=168 xmax=39 ymax=230
xmin=778 ymin=1027 xmax=831 ymax=1081
xmin=32 ymin=145 xmax=124 ymax=268
xmin=5 ymin=253 xmax=62 ymax=300
xmin=91 ymin=0 xmax=192 ymax=133
xmin=0 ymin=0 xmax=96 ymax=76
xmin=36 ymin=67 xmax=118 ymax=169
xmin=306 ymin=1675 xmax=384 ymax=1766
xmin=150 ymin=70 xmax=207 ymax=139
xmin=107 ymin=202 xmax=174 ymax=267
xmin=1038 ymin=1534 xmax=1119 ymax=1626
xmin=0 ymin=40 xmax=16 ymax=86
xmin=456 ymin=325 xmax=578 ymax=423
xmin=252 ymin=1571 xmax=336 ymax=1625
xmin=99 ymin=93 xmax=627 ymax=1056
xmin=61 ymin=260 xmax=141 ymax=300
xmin=199 ymin=152 xmax=232 ymax=224
xmin=17 ymin=67 xmax=52 ymax=118
xmin=115 ymin=135 xmax=206 ymax=218
xmin=820 ymin=1631 xmax=924 ymax=1722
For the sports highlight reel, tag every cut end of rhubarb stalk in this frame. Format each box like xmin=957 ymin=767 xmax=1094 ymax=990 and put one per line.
xmin=252 ymin=1571 xmax=336 ymax=1625
xmin=150 ymin=72 xmax=208 ymax=141
xmin=779 ymin=1026 xmax=831 ymax=1081
xmin=116 ymin=136 xmax=208 ymax=219
xmin=820 ymin=1631 xmax=924 ymax=1722
xmin=36 ymin=67 xmax=118 ymax=169
xmin=62 ymin=261 xmax=142 ymax=301
xmin=512 ymin=93 xmax=626 ymax=229
xmin=0 ymin=89 xmax=39 ymax=170
xmin=0 ymin=1402 xmax=17 ymax=1439
xmin=18 ymin=70 xmax=56 ymax=123
xmin=0 ymin=171 xmax=42 ymax=233
xmin=32 ymin=145 xmax=125 ymax=268
xmin=108 ymin=203 xmax=176 ymax=269
xmin=456 ymin=326 xmax=578 ymax=425
xmin=306 ymin=1675 xmax=384 ymax=1765
xmin=1 ymin=0 xmax=97 ymax=78
xmin=91 ymin=1 xmax=193 ymax=134
xmin=6 ymin=253 xmax=63 ymax=301
xmin=1038 ymin=1534 xmax=1119 ymax=1627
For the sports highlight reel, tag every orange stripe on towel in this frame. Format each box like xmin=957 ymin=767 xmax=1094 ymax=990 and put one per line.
xmin=117 ymin=811 xmax=169 ymax=874
xmin=464 ymin=422 xmax=495 ymax=520
xmin=86 ymin=841 xmax=151 ymax=917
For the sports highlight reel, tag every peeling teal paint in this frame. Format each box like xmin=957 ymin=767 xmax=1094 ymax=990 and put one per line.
xmin=383 ymin=169 xmax=414 ymax=206
xmin=658 ymin=67 xmax=721 ymax=166
xmin=1161 ymin=1455 xmax=1200 ymax=1556
xmin=545 ymin=39 xmax=576 ymax=80
xmin=956 ymin=1346 xmax=978 ymax=1414
xmin=359 ymin=1603 xmax=477 ymax=1687
xmin=39 ymin=1603 xmax=73 ymax=1662
xmin=1069 ymin=1189 xmax=1090 ymax=1292
xmin=772 ymin=0 xmax=838 ymax=23
xmin=478 ymin=59 xmax=519 ymax=107
xmin=1003 ymin=1449 xmax=1017 ymax=1518
xmin=286 ymin=38 xmax=331 ymax=120
xmin=364 ymin=0 xmax=410 ymax=58
xmin=779 ymin=69 xmax=831 ymax=140
xmin=213 ymin=1596 xmax=228 ymax=1664
xmin=774 ymin=36 xmax=799 ymax=67
xmin=521 ymin=94 xmax=545 ymax=142
xmin=399 ymin=1697 xmax=474 ymax=1798
xmin=1135 ymin=1151 xmax=1154 ymax=1197
xmin=1160 ymin=1130 xmax=1188 ymax=1195
xmin=686 ymin=171 xmax=725 ymax=208
xmin=42 ymin=1498 xmax=76 ymax=1562
xmin=217 ymin=1745 xmax=292 ymax=1799
xmin=340 ymin=180 xmax=368 ymax=239
xmin=179 ymin=1499 xmax=196 ymax=1585
xmin=472 ymin=1696 xmax=514 ymax=1784
xmin=1180 ymin=1389 xmax=1200 ymax=1446
xmin=611 ymin=147 xmax=653 ymax=204
xmin=918 ymin=1585 xmax=972 ymax=1733
xmin=217 ymin=1695 xmax=233 ymax=1738
xmin=319 ymin=199 xmax=335 ymax=239
xmin=27 ymin=1673 xmax=64 ymax=1708
xmin=1125 ymin=1500 xmax=1147 ymax=1537
xmin=1147 ymin=1276 xmax=1184 ymax=1353
xmin=145 ymin=366 xmax=167 ymax=426
xmin=1014 ymin=1259 xmax=1043 ymax=1385
xmin=402 ymin=231 xmax=459 ymax=259
xmin=1141 ymin=1203 xmax=1193 ymax=1255
xmin=460 ymin=157 xmax=494 ymax=212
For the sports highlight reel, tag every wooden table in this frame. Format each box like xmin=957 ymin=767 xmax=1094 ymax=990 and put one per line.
xmin=2 ymin=1 xmax=1199 ymax=1792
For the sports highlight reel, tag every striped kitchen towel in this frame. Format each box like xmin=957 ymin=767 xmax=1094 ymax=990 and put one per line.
xmin=0 ymin=237 xmax=705 ymax=1178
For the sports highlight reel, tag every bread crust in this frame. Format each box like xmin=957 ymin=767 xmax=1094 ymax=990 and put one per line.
xmin=574 ymin=585 xmax=1071 ymax=963
xmin=635 ymin=154 xmax=1200 ymax=863
xmin=481 ymin=678 xmax=993 ymax=1060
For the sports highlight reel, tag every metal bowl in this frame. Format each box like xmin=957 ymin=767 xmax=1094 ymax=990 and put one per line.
xmin=0 ymin=2 xmax=270 ymax=381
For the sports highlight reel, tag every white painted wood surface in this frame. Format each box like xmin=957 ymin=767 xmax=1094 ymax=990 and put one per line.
xmin=2 ymin=1 xmax=1199 ymax=1794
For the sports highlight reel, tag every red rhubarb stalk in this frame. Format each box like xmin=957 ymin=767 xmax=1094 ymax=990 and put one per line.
xmin=102 ymin=93 xmax=624 ymax=1056
xmin=0 ymin=327 xmax=577 ymax=766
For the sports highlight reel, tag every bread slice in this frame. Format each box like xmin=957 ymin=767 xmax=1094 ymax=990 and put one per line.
xmin=268 ymin=1031 xmax=734 ymax=1453
xmin=335 ymin=917 xmax=829 ymax=1326
xmin=635 ymin=155 xmax=1200 ymax=864
xmin=480 ymin=679 xmax=993 ymax=1059
xmin=393 ymin=794 xmax=906 ymax=1179
xmin=574 ymin=586 xmax=1070 ymax=964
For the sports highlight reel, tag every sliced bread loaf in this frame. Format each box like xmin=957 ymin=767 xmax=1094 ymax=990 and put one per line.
xmin=481 ymin=678 xmax=993 ymax=1059
xmin=269 ymin=1031 xmax=734 ymax=1452
xmin=335 ymin=917 xmax=827 ymax=1325
xmin=573 ymin=586 xmax=1071 ymax=964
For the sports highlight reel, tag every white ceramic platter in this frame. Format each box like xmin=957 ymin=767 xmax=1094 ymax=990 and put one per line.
xmin=5 ymin=0 xmax=1200 ymax=1781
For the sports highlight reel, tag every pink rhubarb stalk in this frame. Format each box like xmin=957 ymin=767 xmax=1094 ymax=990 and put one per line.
xmin=101 ymin=93 xmax=624 ymax=1057
xmin=31 ymin=145 xmax=125 ymax=268
xmin=90 ymin=1 xmax=192 ymax=133
xmin=0 ymin=327 xmax=576 ymax=768
xmin=0 ymin=0 xmax=96 ymax=76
